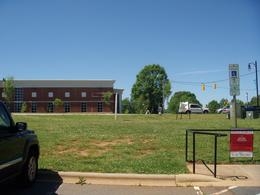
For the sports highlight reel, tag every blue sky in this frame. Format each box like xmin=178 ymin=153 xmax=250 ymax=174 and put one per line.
xmin=0 ymin=0 xmax=259 ymax=106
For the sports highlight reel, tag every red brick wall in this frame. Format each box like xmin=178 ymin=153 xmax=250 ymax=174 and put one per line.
xmin=0 ymin=87 xmax=115 ymax=113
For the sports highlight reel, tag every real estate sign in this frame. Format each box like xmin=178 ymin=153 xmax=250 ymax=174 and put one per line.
xmin=230 ymin=129 xmax=254 ymax=158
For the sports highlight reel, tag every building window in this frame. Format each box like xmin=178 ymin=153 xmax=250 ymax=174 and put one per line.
xmin=15 ymin=88 xmax=24 ymax=101
xmin=31 ymin=102 xmax=37 ymax=113
xmin=2 ymin=92 xmax=6 ymax=98
xmin=81 ymin=92 xmax=87 ymax=98
xmin=81 ymin=102 xmax=87 ymax=112
xmin=65 ymin=92 xmax=70 ymax=98
xmin=14 ymin=102 xmax=22 ymax=112
xmin=64 ymin=102 xmax=70 ymax=112
xmin=97 ymin=102 xmax=103 ymax=112
xmin=47 ymin=102 xmax=54 ymax=113
xmin=32 ymin=92 xmax=37 ymax=98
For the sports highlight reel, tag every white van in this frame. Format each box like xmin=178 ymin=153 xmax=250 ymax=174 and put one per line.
xmin=178 ymin=102 xmax=209 ymax=114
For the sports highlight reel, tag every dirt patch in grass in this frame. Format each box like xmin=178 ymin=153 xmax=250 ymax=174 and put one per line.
xmin=91 ymin=137 xmax=134 ymax=147
xmin=134 ymin=139 xmax=157 ymax=159
xmin=55 ymin=137 xmax=135 ymax=157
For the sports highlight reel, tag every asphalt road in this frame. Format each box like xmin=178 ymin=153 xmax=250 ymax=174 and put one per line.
xmin=1 ymin=181 xmax=260 ymax=195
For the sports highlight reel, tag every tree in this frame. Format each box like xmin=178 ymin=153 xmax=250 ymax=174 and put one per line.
xmin=131 ymin=64 xmax=171 ymax=113
xmin=236 ymin=99 xmax=244 ymax=106
xmin=2 ymin=77 xmax=15 ymax=110
xmin=103 ymin=91 xmax=113 ymax=105
xmin=132 ymin=94 xmax=150 ymax=114
xmin=250 ymin=96 xmax=260 ymax=106
xmin=122 ymin=98 xmax=137 ymax=114
xmin=168 ymin=91 xmax=201 ymax=113
xmin=21 ymin=102 xmax=27 ymax=113
xmin=53 ymin=98 xmax=63 ymax=112
xmin=219 ymin=98 xmax=229 ymax=107
xmin=207 ymin=100 xmax=220 ymax=113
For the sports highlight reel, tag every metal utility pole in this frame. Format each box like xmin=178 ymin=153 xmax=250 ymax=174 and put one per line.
xmin=248 ymin=60 xmax=259 ymax=106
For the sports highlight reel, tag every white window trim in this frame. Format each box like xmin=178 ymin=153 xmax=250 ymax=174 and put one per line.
xmin=65 ymin=92 xmax=70 ymax=98
xmin=81 ymin=92 xmax=87 ymax=98
xmin=48 ymin=92 xmax=53 ymax=98
xmin=32 ymin=92 xmax=37 ymax=98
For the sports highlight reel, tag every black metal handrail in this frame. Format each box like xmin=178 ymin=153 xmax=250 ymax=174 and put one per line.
xmin=185 ymin=129 xmax=260 ymax=177
xmin=192 ymin=131 xmax=227 ymax=177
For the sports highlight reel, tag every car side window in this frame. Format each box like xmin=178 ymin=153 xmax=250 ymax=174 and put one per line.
xmin=0 ymin=104 xmax=11 ymax=129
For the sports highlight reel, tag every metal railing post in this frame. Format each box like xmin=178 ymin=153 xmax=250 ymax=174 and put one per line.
xmin=185 ymin=130 xmax=188 ymax=162
xmin=193 ymin=132 xmax=196 ymax=174
xmin=214 ymin=135 xmax=217 ymax=177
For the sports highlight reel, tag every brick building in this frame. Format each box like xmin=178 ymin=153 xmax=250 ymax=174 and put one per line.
xmin=0 ymin=80 xmax=123 ymax=113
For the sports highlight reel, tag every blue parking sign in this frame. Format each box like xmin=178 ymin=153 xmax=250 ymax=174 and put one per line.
xmin=229 ymin=64 xmax=240 ymax=96
xmin=231 ymin=70 xmax=237 ymax=78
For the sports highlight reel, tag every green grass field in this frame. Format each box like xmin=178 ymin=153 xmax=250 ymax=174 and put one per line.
xmin=13 ymin=113 xmax=260 ymax=174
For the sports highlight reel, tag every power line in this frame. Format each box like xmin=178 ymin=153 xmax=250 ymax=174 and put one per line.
xmin=173 ymin=81 xmax=255 ymax=91
xmin=172 ymin=71 xmax=257 ymax=85
xmin=171 ymin=71 xmax=258 ymax=92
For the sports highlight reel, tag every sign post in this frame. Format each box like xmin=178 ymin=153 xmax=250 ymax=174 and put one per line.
xmin=229 ymin=64 xmax=240 ymax=128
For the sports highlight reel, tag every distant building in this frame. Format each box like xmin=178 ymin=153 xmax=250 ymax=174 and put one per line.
xmin=0 ymin=80 xmax=123 ymax=113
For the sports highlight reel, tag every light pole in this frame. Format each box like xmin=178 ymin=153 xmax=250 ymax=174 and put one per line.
xmin=248 ymin=60 xmax=259 ymax=106
xmin=246 ymin=92 xmax=249 ymax=105
xmin=156 ymin=74 xmax=165 ymax=113
xmin=162 ymin=79 xmax=165 ymax=113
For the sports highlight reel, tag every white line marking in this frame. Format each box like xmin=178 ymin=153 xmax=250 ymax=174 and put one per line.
xmin=210 ymin=186 xmax=238 ymax=195
xmin=194 ymin=186 xmax=203 ymax=195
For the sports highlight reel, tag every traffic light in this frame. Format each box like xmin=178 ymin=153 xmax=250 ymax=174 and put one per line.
xmin=201 ymin=83 xmax=205 ymax=91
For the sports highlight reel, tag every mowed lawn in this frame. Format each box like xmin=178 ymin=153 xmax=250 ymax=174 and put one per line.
xmin=13 ymin=114 xmax=260 ymax=174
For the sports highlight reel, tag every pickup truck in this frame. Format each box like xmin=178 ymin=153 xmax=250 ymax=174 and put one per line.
xmin=0 ymin=101 xmax=39 ymax=185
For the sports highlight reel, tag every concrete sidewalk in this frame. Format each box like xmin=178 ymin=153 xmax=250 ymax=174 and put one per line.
xmin=186 ymin=164 xmax=260 ymax=187
xmin=38 ymin=164 xmax=260 ymax=187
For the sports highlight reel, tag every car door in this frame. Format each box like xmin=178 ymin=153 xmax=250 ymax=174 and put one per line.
xmin=0 ymin=104 xmax=24 ymax=181
xmin=190 ymin=104 xmax=203 ymax=113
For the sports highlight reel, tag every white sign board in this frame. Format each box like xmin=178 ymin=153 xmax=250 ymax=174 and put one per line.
xmin=229 ymin=64 xmax=240 ymax=96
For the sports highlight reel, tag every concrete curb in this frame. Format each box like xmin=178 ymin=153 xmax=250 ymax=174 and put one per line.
xmin=38 ymin=171 xmax=223 ymax=187
xmin=38 ymin=164 xmax=260 ymax=187
xmin=175 ymin=174 xmax=220 ymax=183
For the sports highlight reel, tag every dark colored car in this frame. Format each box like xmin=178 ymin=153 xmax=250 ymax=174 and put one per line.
xmin=0 ymin=101 xmax=39 ymax=185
